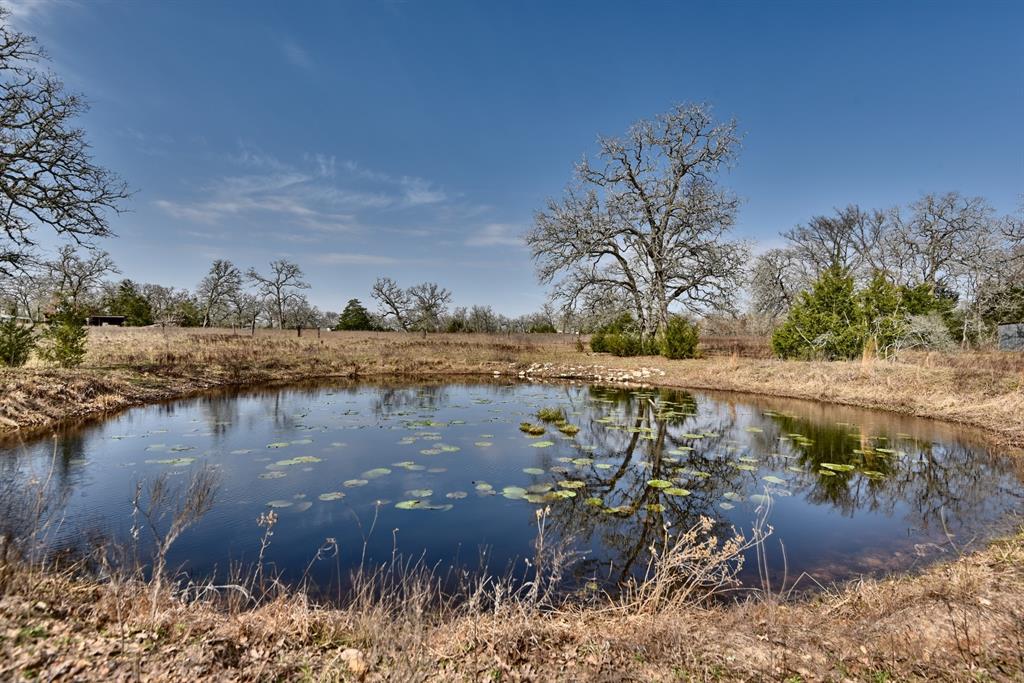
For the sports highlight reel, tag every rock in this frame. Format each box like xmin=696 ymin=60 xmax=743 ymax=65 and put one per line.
xmin=339 ymin=648 xmax=369 ymax=678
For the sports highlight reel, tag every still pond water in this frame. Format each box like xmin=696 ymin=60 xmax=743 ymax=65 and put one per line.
xmin=2 ymin=381 xmax=1021 ymax=592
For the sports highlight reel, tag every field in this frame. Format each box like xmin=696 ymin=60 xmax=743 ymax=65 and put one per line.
xmin=1 ymin=327 xmax=1023 ymax=681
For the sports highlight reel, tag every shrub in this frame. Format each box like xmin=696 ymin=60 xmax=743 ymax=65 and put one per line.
xmin=898 ymin=314 xmax=956 ymax=352
xmin=0 ymin=317 xmax=35 ymax=367
xmin=771 ymin=266 xmax=865 ymax=360
xmin=38 ymin=305 xmax=88 ymax=368
xmin=659 ymin=316 xmax=699 ymax=359
xmin=604 ymin=332 xmax=646 ymax=357
xmin=589 ymin=330 xmax=607 ymax=353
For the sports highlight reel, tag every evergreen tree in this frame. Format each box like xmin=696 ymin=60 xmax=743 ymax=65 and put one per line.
xmin=334 ymin=299 xmax=376 ymax=331
xmin=38 ymin=301 xmax=87 ymax=368
xmin=771 ymin=266 xmax=865 ymax=360
xmin=103 ymin=279 xmax=153 ymax=326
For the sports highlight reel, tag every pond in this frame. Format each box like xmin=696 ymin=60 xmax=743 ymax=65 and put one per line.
xmin=1 ymin=380 xmax=1021 ymax=594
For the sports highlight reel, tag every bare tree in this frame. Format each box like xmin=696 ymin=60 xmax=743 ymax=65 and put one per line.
xmin=749 ymin=248 xmax=806 ymax=319
xmin=889 ymin=192 xmax=995 ymax=289
xmin=526 ymin=103 xmax=748 ymax=340
xmin=0 ymin=261 xmax=52 ymax=319
xmin=226 ymin=289 xmax=261 ymax=333
xmin=246 ymin=259 xmax=310 ymax=329
xmin=141 ymin=283 xmax=196 ymax=326
xmin=780 ymin=205 xmax=891 ymax=278
xmin=408 ymin=281 xmax=452 ymax=332
xmin=371 ymin=276 xmax=413 ymax=331
xmin=196 ymin=259 xmax=241 ymax=327
xmin=0 ymin=12 xmax=130 ymax=275
xmin=46 ymin=244 xmax=119 ymax=307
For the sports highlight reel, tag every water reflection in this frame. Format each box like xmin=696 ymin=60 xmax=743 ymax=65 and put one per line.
xmin=0 ymin=380 xmax=1020 ymax=592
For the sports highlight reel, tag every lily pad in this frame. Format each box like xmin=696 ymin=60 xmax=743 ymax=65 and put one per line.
xmin=406 ymin=489 xmax=433 ymax=498
xmin=663 ymin=487 xmax=690 ymax=496
xmin=445 ymin=491 xmax=468 ymax=499
xmin=502 ymin=486 xmax=528 ymax=499
xmin=647 ymin=479 xmax=673 ymax=489
xmin=762 ymin=475 xmax=787 ymax=485
xmin=145 ymin=457 xmax=197 ymax=466
xmin=522 ymin=467 xmax=545 ymax=475
xmin=318 ymin=492 xmax=345 ymax=501
xmin=266 ymin=500 xmax=293 ymax=508
xmin=343 ymin=479 xmax=369 ymax=487
xmin=530 ymin=440 xmax=555 ymax=448
xmin=361 ymin=468 xmax=392 ymax=479
xmin=558 ymin=480 xmax=586 ymax=489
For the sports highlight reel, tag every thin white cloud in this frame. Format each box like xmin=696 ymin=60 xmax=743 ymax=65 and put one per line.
xmin=316 ymin=252 xmax=400 ymax=266
xmin=281 ymin=38 xmax=313 ymax=70
xmin=465 ymin=223 xmax=524 ymax=247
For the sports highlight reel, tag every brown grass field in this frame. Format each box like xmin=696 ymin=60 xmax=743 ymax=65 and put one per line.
xmin=1 ymin=327 xmax=1023 ymax=681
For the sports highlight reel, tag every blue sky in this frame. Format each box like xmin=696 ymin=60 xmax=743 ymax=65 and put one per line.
xmin=9 ymin=0 xmax=1023 ymax=315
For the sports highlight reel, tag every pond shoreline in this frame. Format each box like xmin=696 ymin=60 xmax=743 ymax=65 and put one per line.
xmin=2 ymin=329 xmax=1022 ymax=453
xmin=1 ymin=330 xmax=1022 ymax=679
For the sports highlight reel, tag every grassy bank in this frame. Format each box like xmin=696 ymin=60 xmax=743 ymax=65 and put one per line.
xmin=1 ymin=327 xmax=1023 ymax=680
xmin=2 ymin=327 xmax=1023 ymax=449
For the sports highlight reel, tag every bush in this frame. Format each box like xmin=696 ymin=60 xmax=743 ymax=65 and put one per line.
xmin=604 ymin=332 xmax=646 ymax=357
xmin=38 ymin=306 xmax=88 ymax=368
xmin=659 ymin=316 xmax=699 ymax=359
xmin=771 ymin=266 xmax=865 ymax=360
xmin=898 ymin=314 xmax=956 ymax=352
xmin=0 ymin=318 xmax=35 ymax=367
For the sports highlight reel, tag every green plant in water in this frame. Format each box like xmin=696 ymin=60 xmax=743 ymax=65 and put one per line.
xmin=536 ymin=406 xmax=565 ymax=422
xmin=519 ymin=422 xmax=546 ymax=435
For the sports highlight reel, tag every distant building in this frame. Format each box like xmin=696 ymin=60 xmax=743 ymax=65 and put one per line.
xmin=998 ymin=324 xmax=1024 ymax=351
xmin=86 ymin=315 xmax=126 ymax=327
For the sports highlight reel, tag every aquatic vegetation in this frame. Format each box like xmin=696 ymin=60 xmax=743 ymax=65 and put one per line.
xmin=266 ymin=500 xmax=293 ymax=508
xmin=557 ymin=423 xmax=580 ymax=436
xmin=530 ymin=440 xmax=555 ymax=448
xmin=502 ymin=486 xmax=527 ymax=499
xmin=145 ymin=457 xmax=197 ymax=466
xmin=522 ymin=467 xmax=545 ymax=475
xmin=663 ymin=487 xmax=691 ymax=496
xmin=343 ymin=479 xmax=368 ymax=487
xmin=536 ymin=407 xmax=566 ymax=422
xmin=361 ymin=468 xmax=391 ymax=479
xmin=519 ymin=422 xmax=546 ymax=435
xmin=318 ymin=492 xmax=345 ymax=501
xmin=647 ymin=479 xmax=673 ymax=488
xmin=271 ymin=456 xmax=322 ymax=467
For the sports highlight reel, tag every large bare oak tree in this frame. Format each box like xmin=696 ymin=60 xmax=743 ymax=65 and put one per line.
xmin=526 ymin=103 xmax=748 ymax=339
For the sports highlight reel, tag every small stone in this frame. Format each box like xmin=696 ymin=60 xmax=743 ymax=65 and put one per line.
xmin=340 ymin=648 xmax=369 ymax=677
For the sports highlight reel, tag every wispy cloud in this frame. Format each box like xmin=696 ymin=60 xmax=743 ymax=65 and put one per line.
xmin=280 ymin=37 xmax=313 ymax=70
xmin=316 ymin=252 xmax=401 ymax=266
xmin=154 ymin=147 xmax=459 ymax=240
xmin=465 ymin=223 xmax=524 ymax=247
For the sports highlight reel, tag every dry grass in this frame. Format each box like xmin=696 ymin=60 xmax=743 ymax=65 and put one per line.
xmin=0 ymin=518 xmax=1020 ymax=681
xmin=1 ymin=327 xmax=1022 ymax=450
